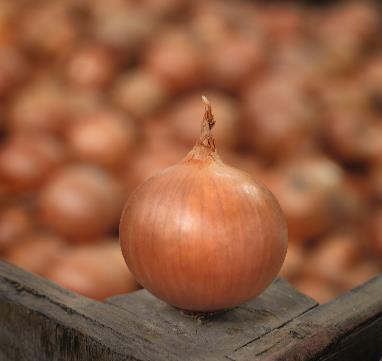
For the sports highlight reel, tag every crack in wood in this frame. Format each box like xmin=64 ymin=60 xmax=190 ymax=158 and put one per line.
xmin=2 ymin=261 xmax=381 ymax=361
xmin=232 ymin=303 xmax=319 ymax=353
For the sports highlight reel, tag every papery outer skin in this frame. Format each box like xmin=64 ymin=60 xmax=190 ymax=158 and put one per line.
xmin=120 ymin=158 xmax=288 ymax=312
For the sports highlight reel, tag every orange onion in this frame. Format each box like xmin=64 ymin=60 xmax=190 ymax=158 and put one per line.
xmin=190 ymin=2 xmax=232 ymax=47
xmin=0 ymin=2 xmax=18 ymax=46
xmin=362 ymin=124 xmax=382 ymax=164
xmin=47 ymin=241 xmax=141 ymax=300
xmin=126 ymin=144 xmax=189 ymax=193
xmin=67 ymin=110 xmax=136 ymax=168
xmin=344 ymin=262 xmax=381 ymax=290
xmin=143 ymin=29 xmax=204 ymax=91
xmin=4 ymin=233 xmax=68 ymax=276
xmin=0 ymin=205 xmax=33 ymax=252
xmin=123 ymin=117 xmax=189 ymax=192
xmin=316 ymin=2 xmax=378 ymax=70
xmin=112 ymin=70 xmax=170 ymax=119
xmin=39 ymin=165 xmax=123 ymax=242
xmin=305 ymin=231 xmax=364 ymax=287
xmin=20 ymin=2 xmax=78 ymax=59
xmin=367 ymin=208 xmax=382 ymax=259
xmin=0 ymin=47 xmax=27 ymax=97
xmin=206 ymin=31 xmax=265 ymax=90
xmin=258 ymin=3 xmax=304 ymax=45
xmin=269 ymin=156 xmax=348 ymax=242
xmin=361 ymin=55 xmax=382 ymax=100
xmin=0 ymin=133 xmax=66 ymax=191
xmin=279 ymin=242 xmax=304 ymax=280
xmin=9 ymin=80 xmax=72 ymax=135
xmin=66 ymin=44 xmax=118 ymax=89
xmin=320 ymin=79 xmax=379 ymax=163
xmin=137 ymin=0 xmax=186 ymax=17
xmin=370 ymin=165 xmax=382 ymax=201
xmin=293 ymin=276 xmax=337 ymax=304
xmin=92 ymin=5 xmax=159 ymax=53
xmin=120 ymin=97 xmax=287 ymax=312
xmin=168 ymin=92 xmax=239 ymax=150
xmin=241 ymin=74 xmax=317 ymax=159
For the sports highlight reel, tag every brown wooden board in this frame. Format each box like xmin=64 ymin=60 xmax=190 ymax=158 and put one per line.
xmin=0 ymin=261 xmax=172 ymax=361
xmin=0 ymin=261 xmax=317 ymax=360
xmin=2 ymin=260 xmax=381 ymax=361
xmin=106 ymin=278 xmax=318 ymax=358
xmin=228 ymin=275 xmax=382 ymax=361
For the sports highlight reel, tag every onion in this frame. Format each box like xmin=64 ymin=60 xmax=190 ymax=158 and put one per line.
xmin=138 ymin=0 xmax=186 ymax=17
xmin=342 ymin=175 xmax=373 ymax=228
xmin=362 ymin=124 xmax=382 ymax=164
xmin=92 ymin=5 xmax=159 ymax=53
xmin=370 ymin=165 xmax=382 ymax=201
xmin=0 ymin=133 xmax=66 ymax=191
xmin=66 ymin=44 xmax=118 ymax=89
xmin=269 ymin=156 xmax=347 ymax=242
xmin=320 ymin=79 xmax=378 ymax=163
xmin=344 ymin=262 xmax=381 ymax=290
xmin=47 ymin=241 xmax=141 ymax=300
xmin=361 ymin=55 xmax=382 ymax=100
xmin=241 ymin=74 xmax=317 ymax=159
xmin=0 ymin=205 xmax=33 ymax=252
xmin=0 ymin=2 xmax=18 ymax=46
xmin=124 ymin=117 xmax=189 ymax=192
xmin=206 ymin=31 xmax=264 ymax=90
xmin=314 ymin=2 xmax=378 ymax=73
xmin=191 ymin=1 xmax=259 ymax=42
xmin=10 ymin=80 xmax=72 ymax=135
xmin=112 ymin=70 xmax=170 ymax=119
xmin=325 ymin=118 xmax=382 ymax=165
xmin=319 ymin=2 xmax=378 ymax=50
xmin=0 ymin=181 xmax=9 ymax=203
xmin=67 ymin=110 xmax=136 ymax=168
xmin=279 ymin=242 xmax=304 ymax=280
xmin=39 ymin=165 xmax=123 ymax=242
xmin=367 ymin=208 xmax=382 ymax=258
xmin=190 ymin=2 xmax=232 ymax=47
xmin=126 ymin=143 xmax=188 ymax=193
xmin=167 ymin=92 xmax=239 ymax=150
xmin=143 ymin=29 xmax=204 ymax=91
xmin=20 ymin=2 xmax=78 ymax=59
xmin=222 ymin=152 xmax=267 ymax=182
xmin=306 ymin=231 xmax=364 ymax=287
xmin=4 ymin=233 xmax=68 ymax=276
xmin=120 ymin=97 xmax=287 ymax=312
xmin=0 ymin=47 xmax=27 ymax=97
xmin=258 ymin=4 xmax=304 ymax=45
xmin=293 ymin=277 xmax=337 ymax=304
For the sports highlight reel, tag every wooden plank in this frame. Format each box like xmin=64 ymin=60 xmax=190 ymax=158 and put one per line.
xmin=0 ymin=261 xmax=172 ymax=361
xmin=0 ymin=261 xmax=317 ymax=360
xmin=106 ymin=279 xmax=318 ymax=358
xmin=228 ymin=275 xmax=382 ymax=361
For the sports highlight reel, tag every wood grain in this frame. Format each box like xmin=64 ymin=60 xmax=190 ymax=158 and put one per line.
xmin=1 ymin=260 xmax=381 ymax=361
xmin=0 ymin=261 xmax=316 ymax=360
xmin=106 ymin=278 xmax=318 ymax=358
xmin=228 ymin=275 xmax=382 ymax=361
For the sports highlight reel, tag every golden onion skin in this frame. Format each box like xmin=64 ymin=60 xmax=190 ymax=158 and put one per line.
xmin=120 ymin=98 xmax=287 ymax=312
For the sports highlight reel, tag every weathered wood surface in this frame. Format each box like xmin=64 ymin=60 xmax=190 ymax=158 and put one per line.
xmin=0 ymin=261 xmax=316 ymax=360
xmin=106 ymin=278 xmax=317 ymax=358
xmin=228 ymin=275 xmax=382 ymax=361
xmin=0 ymin=260 xmax=381 ymax=361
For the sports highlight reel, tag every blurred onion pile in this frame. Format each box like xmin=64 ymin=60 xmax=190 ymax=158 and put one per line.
xmin=0 ymin=0 xmax=381 ymax=303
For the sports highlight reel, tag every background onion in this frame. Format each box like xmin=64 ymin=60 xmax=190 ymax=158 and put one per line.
xmin=47 ymin=241 xmax=141 ymax=300
xmin=0 ymin=0 xmax=381 ymax=306
xmin=39 ymin=165 xmax=123 ymax=242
